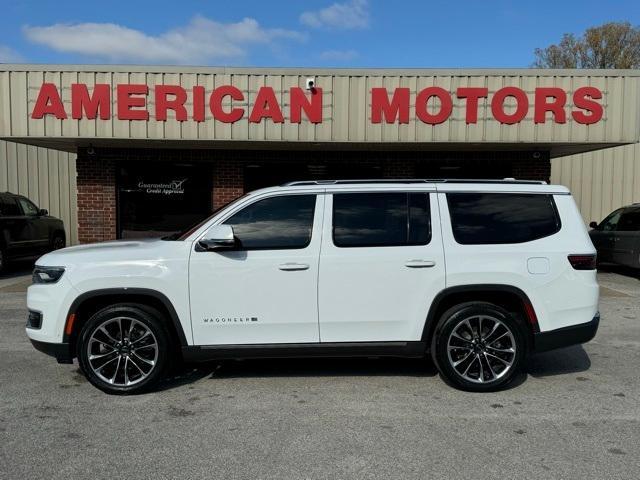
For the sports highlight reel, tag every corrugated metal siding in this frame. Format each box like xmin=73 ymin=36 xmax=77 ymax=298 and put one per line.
xmin=0 ymin=140 xmax=78 ymax=245
xmin=551 ymin=143 xmax=640 ymax=223
xmin=1 ymin=66 xmax=638 ymax=145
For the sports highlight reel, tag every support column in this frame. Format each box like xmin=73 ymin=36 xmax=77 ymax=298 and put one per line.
xmin=76 ymin=154 xmax=117 ymax=243
xmin=213 ymin=158 xmax=244 ymax=210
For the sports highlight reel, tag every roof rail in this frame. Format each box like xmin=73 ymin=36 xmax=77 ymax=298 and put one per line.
xmin=281 ymin=178 xmax=547 ymax=186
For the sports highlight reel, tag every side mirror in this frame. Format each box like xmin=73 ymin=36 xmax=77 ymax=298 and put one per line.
xmin=38 ymin=209 xmax=48 ymax=216
xmin=589 ymin=221 xmax=598 ymax=229
xmin=197 ymin=225 xmax=236 ymax=251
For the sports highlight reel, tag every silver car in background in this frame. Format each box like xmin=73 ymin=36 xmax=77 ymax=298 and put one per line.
xmin=589 ymin=204 xmax=640 ymax=269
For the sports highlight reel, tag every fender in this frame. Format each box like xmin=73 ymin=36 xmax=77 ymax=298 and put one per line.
xmin=64 ymin=287 xmax=188 ymax=346
xmin=421 ymin=284 xmax=539 ymax=345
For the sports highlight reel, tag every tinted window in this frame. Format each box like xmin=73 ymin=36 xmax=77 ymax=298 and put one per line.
xmin=223 ymin=195 xmax=316 ymax=250
xmin=18 ymin=197 xmax=39 ymax=216
xmin=447 ymin=193 xmax=560 ymax=244
xmin=599 ymin=209 xmax=623 ymax=231
xmin=333 ymin=193 xmax=431 ymax=247
xmin=0 ymin=196 xmax=21 ymax=216
xmin=618 ymin=210 xmax=640 ymax=231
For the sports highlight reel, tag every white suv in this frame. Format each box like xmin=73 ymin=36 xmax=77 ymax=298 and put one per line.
xmin=26 ymin=180 xmax=599 ymax=394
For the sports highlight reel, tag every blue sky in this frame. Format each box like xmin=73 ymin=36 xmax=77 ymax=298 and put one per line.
xmin=0 ymin=0 xmax=638 ymax=67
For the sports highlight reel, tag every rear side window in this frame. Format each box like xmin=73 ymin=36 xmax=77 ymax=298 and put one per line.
xmin=0 ymin=196 xmax=21 ymax=216
xmin=223 ymin=194 xmax=316 ymax=250
xmin=333 ymin=192 xmax=431 ymax=247
xmin=618 ymin=210 xmax=640 ymax=231
xmin=447 ymin=193 xmax=561 ymax=244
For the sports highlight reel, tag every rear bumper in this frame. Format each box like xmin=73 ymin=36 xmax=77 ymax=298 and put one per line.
xmin=29 ymin=338 xmax=73 ymax=364
xmin=533 ymin=313 xmax=600 ymax=353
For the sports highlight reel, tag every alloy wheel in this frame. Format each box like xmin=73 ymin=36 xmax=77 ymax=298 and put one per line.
xmin=446 ymin=314 xmax=516 ymax=384
xmin=86 ymin=317 xmax=159 ymax=387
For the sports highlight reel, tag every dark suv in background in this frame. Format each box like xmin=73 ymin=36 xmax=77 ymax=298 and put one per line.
xmin=590 ymin=204 xmax=640 ymax=270
xmin=0 ymin=192 xmax=66 ymax=273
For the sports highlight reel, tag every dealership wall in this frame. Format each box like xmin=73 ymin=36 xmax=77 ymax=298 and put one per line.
xmin=551 ymin=143 xmax=640 ymax=224
xmin=0 ymin=140 xmax=78 ymax=245
xmin=2 ymin=137 xmax=639 ymax=246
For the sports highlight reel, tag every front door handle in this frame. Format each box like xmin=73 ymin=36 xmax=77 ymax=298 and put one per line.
xmin=278 ymin=263 xmax=310 ymax=271
xmin=405 ymin=260 xmax=436 ymax=268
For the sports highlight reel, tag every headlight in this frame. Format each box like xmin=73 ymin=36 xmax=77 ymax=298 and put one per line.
xmin=32 ymin=266 xmax=65 ymax=284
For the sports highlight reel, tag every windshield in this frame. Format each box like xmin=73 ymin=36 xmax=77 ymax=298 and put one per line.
xmin=162 ymin=194 xmax=250 ymax=241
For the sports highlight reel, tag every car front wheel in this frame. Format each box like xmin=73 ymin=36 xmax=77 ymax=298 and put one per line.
xmin=77 ymin=304 xmax=170 ymax=394
xmin=432 ymin=302 xmax=526 ymax=392
xmin=52 ymin=233 xmax=65 ymax=250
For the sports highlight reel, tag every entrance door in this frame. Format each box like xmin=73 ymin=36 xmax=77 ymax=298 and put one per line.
xmin=117 ymin=162 xmax=212 ymax=239
xmin=189 ymin=193 xmax=324 ymax=345
xmin=318 ymin=190 xmax=446 ymax=342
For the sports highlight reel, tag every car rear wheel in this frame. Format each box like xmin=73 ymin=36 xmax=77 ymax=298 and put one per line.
xmin=0 ymin=248 xmax=5 ymax=274
xmin=432 ymin=302 xmax=526 ymax=392
xmin=77 ymin=304 xmax=170 ymax=394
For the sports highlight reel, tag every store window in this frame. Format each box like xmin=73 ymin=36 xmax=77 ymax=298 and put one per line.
xmin=117 ymin=162 xmax=212 ymax=239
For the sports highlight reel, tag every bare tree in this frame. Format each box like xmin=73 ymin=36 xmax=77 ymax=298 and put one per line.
xmin=534 ymin=22 xmax=640 ymax=68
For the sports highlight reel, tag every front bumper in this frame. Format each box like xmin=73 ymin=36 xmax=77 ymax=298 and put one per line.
xmin=29 ymin=339 xmax=73 ymax=364
xmin=533 ymin=313 xmax=600 ymax=353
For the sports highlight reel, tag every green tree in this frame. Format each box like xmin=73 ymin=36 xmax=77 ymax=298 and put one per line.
xmin=534 ymin=22 xmax=640 ymax=68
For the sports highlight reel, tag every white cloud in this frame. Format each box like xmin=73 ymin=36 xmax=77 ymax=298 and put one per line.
xmin=23 ymin=16 xmax=305 ymax=64
xmin=300 ymin=0 xmax=369 ymax=29
xmin=319 ymin=49 xmax=358 ymax=62
xmin=0 ymin=45 xmax=23 ymax=63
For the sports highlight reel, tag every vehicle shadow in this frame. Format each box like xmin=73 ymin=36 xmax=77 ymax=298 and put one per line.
xmin=157 ymin=346 xmax=591 ymax=393
xmin=526 ymin=345 xmax=591 ymax=378
xmin=0 ymin=259 xmax=34 ymax=280
xmin=597 ymin=264 xmax=640 ymax=280
xmin=158 ymin=356 xmax=439 ymax=392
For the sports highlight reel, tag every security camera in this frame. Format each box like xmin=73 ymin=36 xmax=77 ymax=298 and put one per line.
xmin=532 ymin=151 xmax=541 ymax=159
xmin=306 ymin=78 xmax=315 ymax=91
xmin=86 ymin=145 xmax=96 ymax=157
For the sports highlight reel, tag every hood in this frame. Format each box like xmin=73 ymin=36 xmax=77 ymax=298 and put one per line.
xmin=36 ymin=238 xmax=166 ymax=266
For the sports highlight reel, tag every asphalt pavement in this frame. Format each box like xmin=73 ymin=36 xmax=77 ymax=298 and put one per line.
xmin=0 ymin=266 xmax=638 ymax=479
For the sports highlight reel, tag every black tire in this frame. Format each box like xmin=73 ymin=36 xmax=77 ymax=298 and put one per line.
xmin=0 ymin=247 xmax=6 ymax=274
xmin=51 ymin=233 xmax=65 ymax=251
xmin=77 ymin=304 xmax=171 ymax=395
xmin=431 ymin=302 xmax=526 ymax=392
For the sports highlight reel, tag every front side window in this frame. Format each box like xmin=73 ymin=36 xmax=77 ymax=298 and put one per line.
xmin=599 ymin=209 xmax=623 ymax=232
xmin=447 ymin=193 xmax=561 ymax=245
xmin=18 ymin=197 xmax=39 ymax=216
xmin=223 ymin=195 xmax=316 ymax=250
xmin=333 ymin=192 xmax=431 ymax=247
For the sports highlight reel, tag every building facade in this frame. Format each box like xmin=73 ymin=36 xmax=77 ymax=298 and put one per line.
xmin=1 ymin=65 xmax=638 ymax=244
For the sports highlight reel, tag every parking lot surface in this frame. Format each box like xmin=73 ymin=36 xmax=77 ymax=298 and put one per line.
xmin=1 ymin=268 xmax=639 ymax=479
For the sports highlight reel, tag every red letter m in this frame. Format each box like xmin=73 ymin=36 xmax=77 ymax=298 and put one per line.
xmin=371 ymin=87 xmax=410 ymax=124
xmin=71 ymin=84 xmax=111 ymax=120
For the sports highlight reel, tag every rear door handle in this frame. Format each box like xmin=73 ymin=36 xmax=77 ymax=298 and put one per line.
xmin=405 ymin=260 xmax=436 ymax=268
xmin=278 ymin=263 xmax=310 ymax=271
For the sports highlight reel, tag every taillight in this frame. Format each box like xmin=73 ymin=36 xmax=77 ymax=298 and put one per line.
xmin=568 ymin=254 xmax=597 ymax=270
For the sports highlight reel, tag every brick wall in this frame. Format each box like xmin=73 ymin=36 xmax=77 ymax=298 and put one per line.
xmin=213 ymin=158 xmax=244 ymax=210
xmin=76 ymin=155 xmax=116 ymax=243
xmin=512 ymin=153 xmax=551 ymax=181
